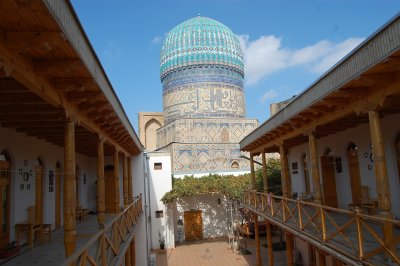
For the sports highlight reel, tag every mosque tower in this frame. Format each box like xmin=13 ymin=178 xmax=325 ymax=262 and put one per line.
xmin=144 ymin=16 xmax=258 ymax=177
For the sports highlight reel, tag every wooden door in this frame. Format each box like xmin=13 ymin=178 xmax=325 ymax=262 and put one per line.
xmin=35 ymin=165 xmax=43 ymax=225
xmin=348 ymin=148 xmax=362 ymax=206
xmin=0 ymin=161 xmax=10 ymax=251
xmin=105 ymin=170 xmax=115 ymax=213
xmin=321 ymin=156 xmax=338 ymax=207
xmin=55 ymin=165 xmax=61 ymax=228
xmin=184 ymin=210 xmax=202 ymax=241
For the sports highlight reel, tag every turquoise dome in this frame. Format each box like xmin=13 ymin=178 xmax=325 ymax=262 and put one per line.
xmin=160 ymin=16 xmax=244 ymax=80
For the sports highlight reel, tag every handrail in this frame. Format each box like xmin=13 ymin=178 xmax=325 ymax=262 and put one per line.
xmin=61 ymin=194 xmax=143 ymax=266
xmin=242 ymin=190 xmax=400 ymax=265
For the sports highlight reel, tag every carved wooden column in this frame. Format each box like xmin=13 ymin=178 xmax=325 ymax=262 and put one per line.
xmin=123 ymin=154 xmax=129 ymax=208
xmin=113 ymin=149 xmax=121 ymax=213
xmin=250 ymin=153 xmax=262 ymax=266
xmin=125 ymin=246 xmax=131 ymax=266
xmin=128 ymin=157 xmax=133 ymax=204
xmin=97 ymin=138 xmax=105 ymax=228
xmin=286 ymin=232 xmax=294 ymax=266
xmin=250 ymin=153 xmax=256 ymax=190
xmin=308 ymin=132 xmax=322 ymax=204
xmin=279 ymin=144 xmax=291 ymax=197
xmin=368 ymin=110 xmax=393 ymax=249
xmin=130 ymin=236 xmax=136 ymax=266
xmin=318 ymin=249 xmax=326 ymax=266
xmin=262 ymin=151 xmax=274 ymax=265
xmin=262 ymin=151 xmax=268 ymax=192
xmin=64 ymin=119 xmax=76 ymax=257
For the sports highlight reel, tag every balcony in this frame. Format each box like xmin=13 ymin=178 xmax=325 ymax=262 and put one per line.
xmin=242 ymin=190 xmax=400 ymax=265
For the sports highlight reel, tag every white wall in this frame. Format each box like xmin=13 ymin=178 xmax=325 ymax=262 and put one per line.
xmin=0 ymin=127 xmax=97 ymax=244
xmin=146 ymin=152 xmax=175 ymax=249
xmin=287 ymin=113 xmax=400 ymax=218
xmin=132 ymin=153 xmax=147 ymax=266
xmin=173 ymin=194 xmax=232 ymax=240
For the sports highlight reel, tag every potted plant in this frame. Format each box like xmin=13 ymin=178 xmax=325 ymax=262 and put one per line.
xmin=158 ymin=231 xmax=165 ymax=249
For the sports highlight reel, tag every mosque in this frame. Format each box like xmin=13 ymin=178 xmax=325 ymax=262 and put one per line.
xmin=139 ymin=16 xmax=258 ymax=177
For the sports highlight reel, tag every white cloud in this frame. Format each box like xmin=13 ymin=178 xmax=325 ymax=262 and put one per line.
xmin=102 ymin=42 xmax=121 ymax=59
xmin=238 ymin=34 xmax=364 ymax=85
xmin=260 ymin=89 xmax=277 ymax=103
xmin=151 ymin=35 xmax=163 ymax=45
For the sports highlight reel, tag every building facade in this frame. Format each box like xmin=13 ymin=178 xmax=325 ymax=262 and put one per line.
xmin=155 ymin=16 xmax=258 ymax=177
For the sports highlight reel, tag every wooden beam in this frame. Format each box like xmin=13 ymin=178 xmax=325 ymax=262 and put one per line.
xmin=6 ymin=31 xmax=66 ymax=53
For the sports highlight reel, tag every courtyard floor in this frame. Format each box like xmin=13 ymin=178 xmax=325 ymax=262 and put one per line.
xmin=154 ymin=236 xmax=288 ymax=266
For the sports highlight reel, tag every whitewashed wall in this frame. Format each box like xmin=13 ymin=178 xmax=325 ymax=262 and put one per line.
xmin=132 ymin=153 xmax=147 ymax=266
xmin=172 ymin=194 xmax=232 ymax=240
xmin=287 ymin=113 xmax=400 ymax=218
xmin=146 ymin=152 xmax=175 ymax=249
xmin=0 ymin=127 xmax=97 ymax=244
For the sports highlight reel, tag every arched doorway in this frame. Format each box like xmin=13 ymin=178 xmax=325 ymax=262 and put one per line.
xmin=0 ymin=150 xmax=11 ymax=250
xmin=55 ymin=161 xmax=62 ymax=228
xmin=35 ymin=158 xmax=44 ymax=225
xmin=321 ymin=148 xmax=338 ymax=207
xmin=347 ymin=143 xmax=362 ymax=206
xmin=302 ymin=154 xmax=310 ymax=193
xmin=104 ymin=165 xmax=115 ymax=213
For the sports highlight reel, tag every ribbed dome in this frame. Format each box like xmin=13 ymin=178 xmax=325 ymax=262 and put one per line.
xmin=160 ymin=16 xmax=244 ymax=80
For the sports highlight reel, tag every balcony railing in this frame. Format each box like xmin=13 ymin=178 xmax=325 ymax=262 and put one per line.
xmin=61 ymin=195 xmax=143 ymax=266
xmin=242 ymin=190 xmax=400 ymax=265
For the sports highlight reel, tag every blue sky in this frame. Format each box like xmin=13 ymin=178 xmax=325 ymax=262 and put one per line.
xmin=70 ymin=1 xmax=399 ymax=131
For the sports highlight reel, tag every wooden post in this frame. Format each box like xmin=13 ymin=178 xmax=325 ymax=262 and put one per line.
xmin=130 ymin=236 xmax=136 ymax=266
xmin=125 ymin=245 xmax=131 ymax=266
xmin=114 ymin=149 xmax=121 ymax=213
xmin=128 ymin=157 xmax=133 ymax=204
xmin=368 ymin=110 xmax=393 ymax=251
xmin=262 ymin=151 xmax=268 ymax=192
xmin=266 ymin=221 xmax=273 ymax=265
xmin=64 ymin=119 xmax=76 ymax=257
xmin=97 ymin=138 xmax=105 ymax=228
xmin=308 ymin=132 xmax=322 ymax=204
xmin=123 ymin=154 xmax=129 ymax=208
xmin=250 ymin=153 xmax=256 ymax=190
xmin=286 ymin=231 xmax=294 ymax=266
xmin=279 ymin=145 xmax=291 ymax=198
xmin=318 ymin=249 xmax=326 ymax=266
xmin=254 ymin=212 xmax=262 ymax=266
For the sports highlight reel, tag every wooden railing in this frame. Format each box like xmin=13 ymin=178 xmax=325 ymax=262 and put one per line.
xmin=242 ymin=190 xmax=400 ymax=265
xmin=61 ymin=195 xmax=143 ymax=266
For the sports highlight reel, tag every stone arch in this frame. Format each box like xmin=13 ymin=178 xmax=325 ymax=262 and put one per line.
xmin=231 ymin=160 xmax=239 ymax=169
xmin=145 ymin=118 xmax=162 ymax=151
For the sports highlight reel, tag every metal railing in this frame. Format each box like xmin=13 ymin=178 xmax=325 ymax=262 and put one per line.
xmin=61 ymin=195 xmax=143 ymax=266
xmin=242 ymin=190 xmax=400 ymax=265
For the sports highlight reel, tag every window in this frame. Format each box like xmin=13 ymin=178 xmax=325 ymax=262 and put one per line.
xmin=231 ymin=161 xmax=239 ymax=169
xmin=154 ymin=162 xmax=162 ymax=170
xmin=155 ymin=210 xmax=163 ymax=218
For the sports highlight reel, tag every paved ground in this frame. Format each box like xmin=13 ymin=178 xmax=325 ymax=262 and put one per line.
xmin=154 ymin=236 xmax=288 ymax=266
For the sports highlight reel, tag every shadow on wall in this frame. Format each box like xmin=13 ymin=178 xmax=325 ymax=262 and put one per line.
xmin=174 ymin=193 xmax=233 ymax=239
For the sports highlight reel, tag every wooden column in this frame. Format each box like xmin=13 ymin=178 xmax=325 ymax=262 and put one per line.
xmin=262 ymin=151 xmax=268 ymax=192
xmin=308 ymin=132 xmax=322 ymax=204
xmin=123 ymin=154 xmax=129 ymax=208
xmin=113 ymin=149 xmax=121 ymax=213
xmin=318 ymin=249 xmax=326 ymax=266
xmin=125 ymin=245 xmax=131 ymax=266
xmin=64 ymin=119 xmax=76 ymax=257
xmin=128 ymin=157 xmax=133 ymax=204
xmin=368 ymin=110 xmax=393 ymax=250
xmin=279 ymin=145 xmax=291 ymax=197
xmin=250 ymin=153 xmax=256 ymax=190
xmin=286 ymin=231 xmax=294 ymax=266
xmin=130 ymin=236 xmax=136 ymax=266
xmin=254 ymin=212 xmax=262 ymax=266
xmin=266 ymin=221 xmax=273 ymax=265
xmin=97 ymin=138 xmax=105 ymax=228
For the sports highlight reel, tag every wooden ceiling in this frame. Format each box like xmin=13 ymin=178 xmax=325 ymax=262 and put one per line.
xmin=243 ymin=50 xmax=400 ymax=154
xmin=0 ymin=1 xmax=141 ymax=157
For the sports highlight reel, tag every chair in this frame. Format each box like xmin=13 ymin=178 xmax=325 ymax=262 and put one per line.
xmin=360 ymin=186 xmax=378 ymax=215
xmin=15 ymin=206 xmax=42 ymax=249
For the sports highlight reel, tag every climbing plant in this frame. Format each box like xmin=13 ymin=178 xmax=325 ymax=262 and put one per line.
xmin=161 ymin=158 xmax=282 ymax=203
